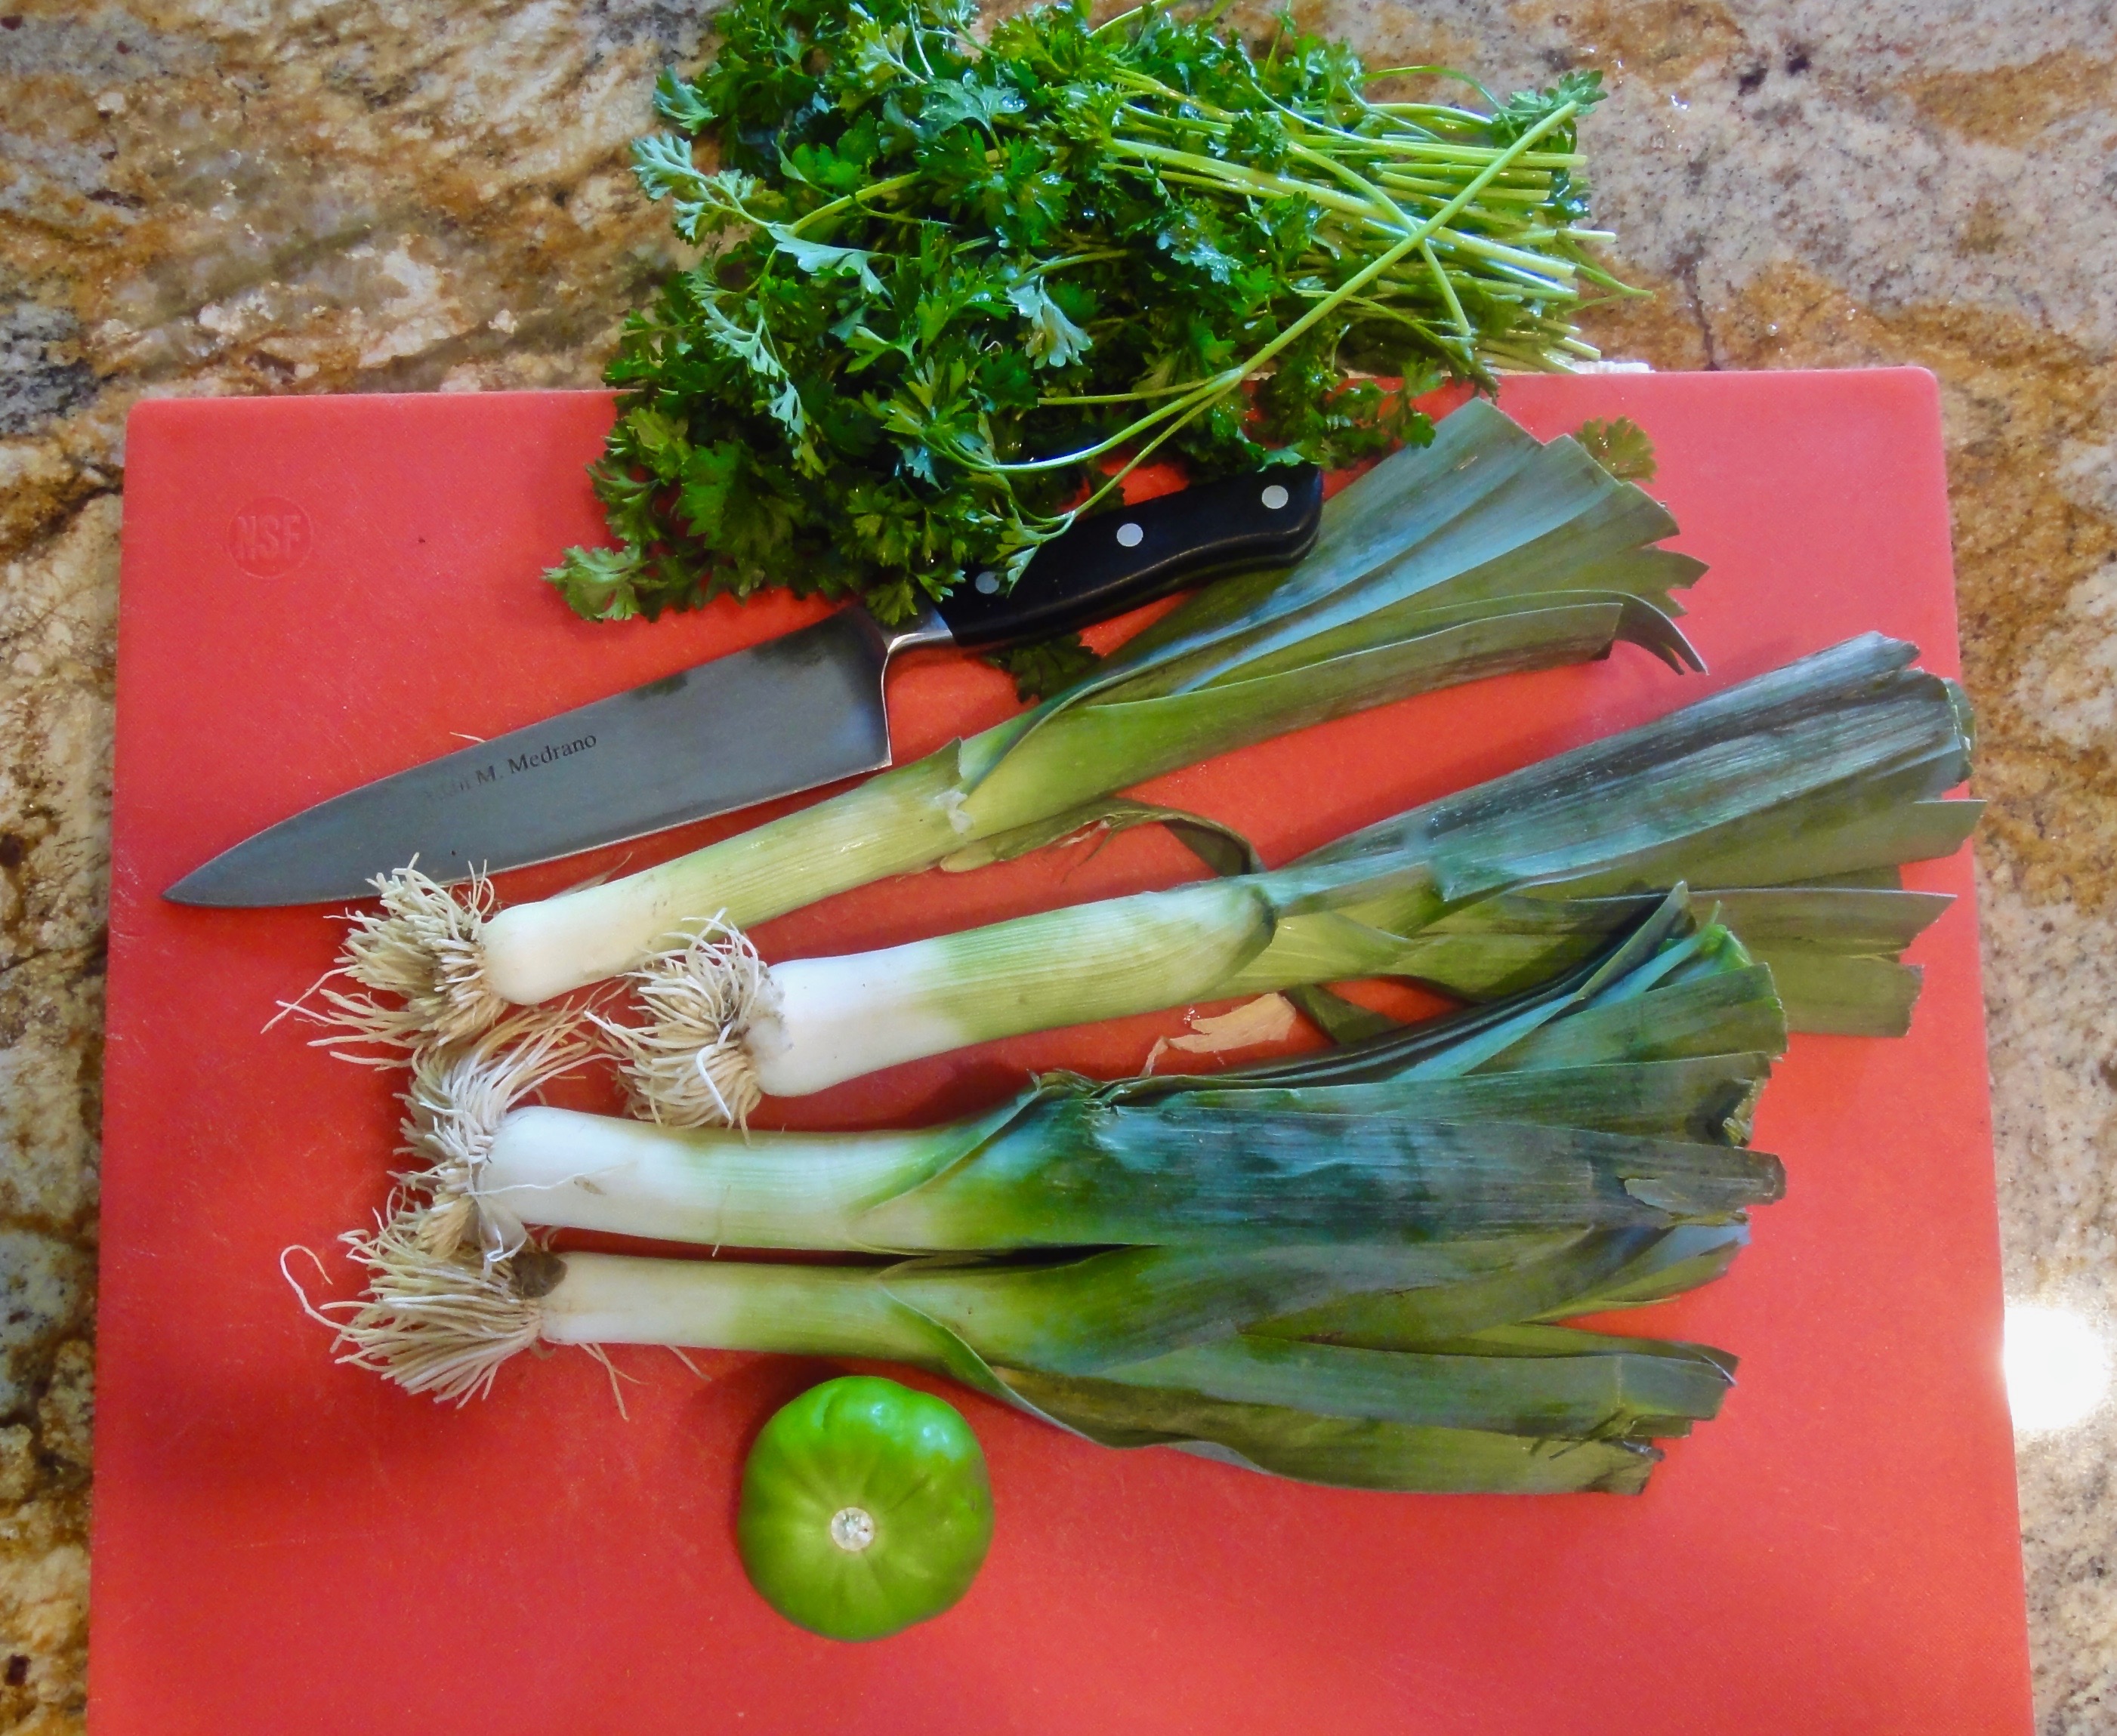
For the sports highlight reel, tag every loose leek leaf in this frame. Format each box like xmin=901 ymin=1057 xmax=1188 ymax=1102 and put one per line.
xmin=1535 ymin=1223 xmax=1750 ymax=1316
xmin=1365 ymin=881 xmax=1956 ymax=1024
xmin=1750 ymin=953 xmax=1924 ymax=1038
xmin=1413 ymin=1322 xmax=1737 ymax=1375
xmin=1253 ymin=1223 xmax=1751 ymax=1349
xmin=1176 ymin=1055 xmax=1773 ymax=1145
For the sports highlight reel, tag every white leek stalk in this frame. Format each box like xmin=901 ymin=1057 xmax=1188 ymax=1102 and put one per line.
xmin=613 ymin=882 xmax=1270 ymax=1118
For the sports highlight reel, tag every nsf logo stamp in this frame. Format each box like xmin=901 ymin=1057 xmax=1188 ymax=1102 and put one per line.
xmin=227 ymin=498 xmax=314 ymax=578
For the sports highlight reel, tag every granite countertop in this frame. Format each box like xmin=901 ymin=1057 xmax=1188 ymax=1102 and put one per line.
xmin=2 ymin=0 xmax=2110 ymax=1728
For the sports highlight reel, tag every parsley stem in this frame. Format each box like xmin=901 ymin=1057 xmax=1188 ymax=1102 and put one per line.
xmin=1104 ymin=137 xmax=1412 ymax=232
xmin=986 ymin=366 xmax=1248 ymax=473
xmin=1367 ymin=211 xmax=1582 ymax=278
xmin=1049 ymin=101 xmax=1580 ymax=505
xmin=1023 ymin=249 xmax=1129 ymax=277
xmin=1280 ymin=138 xmax=1422 ymax=235
xmin=783 ymin=171 xmax=924 ymax=239
xmin=1103 ymin=134 xmax=1578 ymax=291
xmin=1361 ymin=64 xmax=1503 ymax=108
xmin=1358 ymin=98 xmax=1492 ymax=127
xmin=1036 ymin=381 xmax=1209 ymax=406
xmin=1421 ymin=240 xmax=1474 ymax=339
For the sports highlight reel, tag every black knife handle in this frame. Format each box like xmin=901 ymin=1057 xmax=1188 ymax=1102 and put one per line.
xmin=933 ymin=465 xmax=1324 ymax=650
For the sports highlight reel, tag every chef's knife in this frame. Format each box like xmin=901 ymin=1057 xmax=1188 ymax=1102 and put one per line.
xmin=166 ymin=466 xmax=1324 ymax=906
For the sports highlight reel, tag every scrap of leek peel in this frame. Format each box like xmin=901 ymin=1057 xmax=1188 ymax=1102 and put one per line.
xmin=328 ymin=401 xmax=1706 ymax=1046
xmin=605 ymin=634 xmax=1975 ymax=1124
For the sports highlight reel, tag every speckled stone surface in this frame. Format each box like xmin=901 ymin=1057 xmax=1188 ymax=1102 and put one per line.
xmin=1 ymin=1 xmax=2109 ymax=1728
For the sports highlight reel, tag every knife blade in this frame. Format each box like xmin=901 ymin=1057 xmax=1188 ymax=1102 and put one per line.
xmin=166 ymin=465 xmax=1324 ymax=905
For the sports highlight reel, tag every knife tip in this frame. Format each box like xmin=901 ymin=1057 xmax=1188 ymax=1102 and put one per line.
xmin=162 ymin=859 xmax=324 ymax=908
xmin=162 ymin=870 xmax=233 ymax=906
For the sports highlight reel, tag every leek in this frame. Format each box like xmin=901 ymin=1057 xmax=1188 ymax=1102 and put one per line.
xmin=407 ymin=892 xmax=1783 ymax=1264
xmin=330 ymin=401 xmax=1705 ymax=1045
xmin=604 ymin=634 xmax=1975 ymax=1124
xmin=318 ymin=1218 xmax=1697 ymax=1491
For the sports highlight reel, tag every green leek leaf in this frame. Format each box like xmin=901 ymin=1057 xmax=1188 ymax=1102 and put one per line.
xmin=996 ymin=1369 xmax=1662 ymax=1493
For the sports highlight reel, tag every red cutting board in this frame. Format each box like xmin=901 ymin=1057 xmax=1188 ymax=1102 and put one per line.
xmin=95 ymin=371 xmax=2032 ymax=1734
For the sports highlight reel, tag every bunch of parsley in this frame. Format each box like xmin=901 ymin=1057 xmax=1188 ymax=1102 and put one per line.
xmin=549 ymin=0 xmax=1622 ymax=637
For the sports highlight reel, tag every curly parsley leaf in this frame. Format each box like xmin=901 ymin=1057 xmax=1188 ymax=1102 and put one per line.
xmin=1007 ymin=277 xmax=1093 ymax=368
xmin=1490 ymin=68 xmax=1608 ymax=146
xmin=545 ymin=544 xmax=650 ymax=621
xmin=1575 ymin=417 xmax=1658 ymax=483
xmin=653 ymin=66 xmax=715 ymax=133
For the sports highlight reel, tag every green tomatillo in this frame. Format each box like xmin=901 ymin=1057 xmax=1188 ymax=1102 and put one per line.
xmin=737 ymin=1375 xmax=995 ymax=1641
